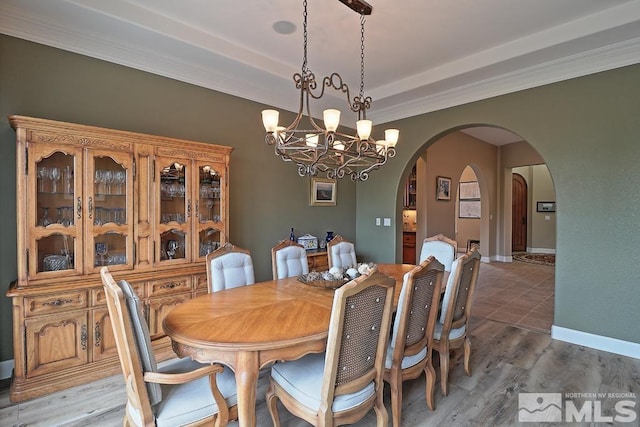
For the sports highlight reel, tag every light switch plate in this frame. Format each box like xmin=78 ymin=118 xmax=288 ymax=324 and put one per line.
xmin=383 ymin=218 xmax=391 ymax=227
xmin=376 ymin=217 xmax=381 ymax=226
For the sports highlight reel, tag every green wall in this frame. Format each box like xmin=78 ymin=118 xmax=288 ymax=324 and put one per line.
xmin=0 ymin=35 xmax=357 ymax=361
xmin=1 ymin=33 xmax=639 ymax=364
xmin=356 ymin=63 xmax=640 ymax=345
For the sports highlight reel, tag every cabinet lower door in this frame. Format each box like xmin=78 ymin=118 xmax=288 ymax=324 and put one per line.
xmin=147 ymin=293 xmax=191 ymax=338
xmin=91 ymin=308 xmax=118 ymax=361
xmin=25 ymin=311 xmax=89 ymax=378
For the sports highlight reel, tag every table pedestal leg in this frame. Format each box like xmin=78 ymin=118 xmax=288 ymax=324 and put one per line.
xmin=235 ymin=351 xmax=259 ymax=427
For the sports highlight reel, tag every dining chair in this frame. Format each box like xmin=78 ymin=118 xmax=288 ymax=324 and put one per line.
xmin=383 ymin=256 xmax=444 ymax=425
xmin=327 ymin=234 xmax=357 ymax=269
xmin=206 ymin=242 xmax=255 ymax=292
xmin=100 ymin=267 xmax=238 ymax=426
xmin=266 ymin=270 xmax=396 ymax=427
xmin=432 ymin=247 xmax=481 ymax=397
xmin=271 ymin=239 xmax=309 ymax=279
xmin=419 ymin=233 xmax=458 ymax=283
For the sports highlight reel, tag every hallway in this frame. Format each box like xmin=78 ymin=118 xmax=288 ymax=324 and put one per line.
xmin=473 ymin=259 xmax=555 ymax=333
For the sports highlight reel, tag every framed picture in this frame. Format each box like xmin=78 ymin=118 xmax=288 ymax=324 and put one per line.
xmin=436 ymin=176 xmax=452 ymax=201
xmin=459 ymin=200 xmax=481 ymax=218
xmin=459 ymin=181 xmax=481 ymax=218
xmin=459 ymin=181 xmax=480 ymax=199
xmin=310 ymin=177 xmax=336 ymax=206
xmin=536 ymin=201 xmax=556 ymax=212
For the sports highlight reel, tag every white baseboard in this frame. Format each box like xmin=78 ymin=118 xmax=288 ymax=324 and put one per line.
xmin=494 ymin=255 xmax=513 ymax=263
xmin=527 ymin=247 xmax=556 ymax=254
xmin=1 ymin=359 xmax=14 ymax=380
xmin=551 ymin=325 xmax=640 ymax=359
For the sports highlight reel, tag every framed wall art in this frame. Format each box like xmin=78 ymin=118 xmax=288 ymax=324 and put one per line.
xmin=310 ymin=177 xmax=337 ymax=206
xmin=459 ymin=181 xmax=481 ymax=218
xmin=436 ymin=176 xmax=452 ymax=201
xmin=536 ymin=201 xmax=556 ymax=212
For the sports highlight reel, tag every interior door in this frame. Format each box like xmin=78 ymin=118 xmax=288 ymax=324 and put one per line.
xmin=512 ymin=173 xmax=527 ymax=252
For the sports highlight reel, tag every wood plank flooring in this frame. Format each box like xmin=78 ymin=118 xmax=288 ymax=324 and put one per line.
xmin=2 ymin=261 xmax=638 ymax=426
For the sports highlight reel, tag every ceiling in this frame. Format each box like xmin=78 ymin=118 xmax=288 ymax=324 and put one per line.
xmin=1 ymin=0 xmax=639 ymax=146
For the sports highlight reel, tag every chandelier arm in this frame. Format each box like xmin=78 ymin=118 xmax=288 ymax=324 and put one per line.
xmin=261 ymin=0 xmax=397 ymax=182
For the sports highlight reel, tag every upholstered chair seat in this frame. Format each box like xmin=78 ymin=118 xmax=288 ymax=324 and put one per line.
xmin=270 ymin=353 xmax=376 ymax=413
xmin=100 ymin=267 xmax=238 ymax=426
xmin=140 ymin=358 xmax=238 ymax=427
xmin=383 ymin=257 xmax=444 ymax=426
xmin=266 ymin=271 xmax=395 ymax=426
xmin=432 ymin=248 xmax=481 ymax=398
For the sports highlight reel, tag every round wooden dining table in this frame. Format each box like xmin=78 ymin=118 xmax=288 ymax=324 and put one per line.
xmin=162 ymin=263 xmax=414 ymax=427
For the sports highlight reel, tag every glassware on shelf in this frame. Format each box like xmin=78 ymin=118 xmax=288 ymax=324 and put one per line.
xmin=113 ymin=170 xmax=126 ymax=194
xmin=166 ymin=240 xmax=179 ymax=260
xmin=95 ymin=242 xmax=108 ymax=266
xmin=206 ymin=199 xmax=214 ymax=220
xmin=49 ymin=167 xmax=61 ymax=193
xmin=37 ymin=166 xmax=48 ymax=192
xmin=94 ymin=169 xmax=104 ymax=195
xmin=63 ymin=165 xmax=73 ymax=194
xmin=104 ymin=170 xmax=114 ymax=195
xmin=199 ymin=241 xmax=219 ymax=256
xmin=40 ymin=207 xmax=53 ymax=227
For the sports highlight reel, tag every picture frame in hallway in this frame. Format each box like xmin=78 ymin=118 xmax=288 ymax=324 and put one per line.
xmin=310 ymin=178 xmax=336 ymax=206
xmin=536 ymin=201 xmax=556 ymax=212
xmin=436 ymin=176 xmax=451 ymax=201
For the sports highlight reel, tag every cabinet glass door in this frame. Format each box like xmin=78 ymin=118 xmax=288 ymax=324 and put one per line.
xmin=194 ymin=162 xmax=225 ymax=260
xmin=87 ymin=152 xmax=134 ymax=272
xmin=30 ymin=146 xmax=82 ymax=278
xmin=157 ymin=159 xmax=190 ymax=263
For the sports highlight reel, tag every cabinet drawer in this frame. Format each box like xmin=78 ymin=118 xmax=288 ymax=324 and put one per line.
xmin=307 ymin=252 xmax=329 ymax=271
xmin=92 ymin=282 xmax=144 ymax=306
xmin=148 ymin=277 xmax=192 ymax=297
xmin=25 ymin=291 xmax=88 ymax=316
xmin=194 ymin=274 xmax=208 ymax=291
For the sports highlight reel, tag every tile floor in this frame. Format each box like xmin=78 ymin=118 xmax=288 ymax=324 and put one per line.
xmin=472 ymin=258 xmax=555 ymax=333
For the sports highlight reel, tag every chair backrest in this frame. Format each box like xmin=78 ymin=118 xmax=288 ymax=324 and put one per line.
xmin=321 ymin=270 xmax=395 ymax=410
xmin=327 ymin=234 xmax=357 ymax=269
xmin=101 ymin=266 xmax=156 ymax=424
xmin=388 ymin=256 xmax=444 ymax=367
xmin=419 ymin=233 xmax=458 ymax=272
xmin=271 ymin=240 xmax=309 ymax=279
xmin=439 ymin=247 xmax=481 ymax=329
xmin=206 ymin=242 xmax=255 ymax=292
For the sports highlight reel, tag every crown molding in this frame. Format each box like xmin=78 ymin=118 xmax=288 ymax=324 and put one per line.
xmin=367 ymin=36 xmax=640 ymax=124
xmin=1 ymin=1 xmax=639 ymax=124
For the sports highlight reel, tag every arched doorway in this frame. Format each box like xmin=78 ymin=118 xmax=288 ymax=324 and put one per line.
xmin=403 ymin=125 xmax=555 ymax=334
xmin=512 ymin=173 xmax=528 ymax=252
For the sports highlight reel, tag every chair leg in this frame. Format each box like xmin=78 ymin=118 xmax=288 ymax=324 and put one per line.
xmin=389 ymin=369 xmax=403 ymax=427
xmin=373 ymin=386 xmax=389 ymax=427
xmin=265 ymin=382 xmax=281 ymax=427
xmin=463 ymin=337 xmax=472 ymax=376
xmin=424 ymin=359 xmax=436 ymax=411
xmin=439 ymin=344 xmax=451 ymax=396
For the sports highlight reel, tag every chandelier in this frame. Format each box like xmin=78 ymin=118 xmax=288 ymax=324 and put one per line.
xmin=261 ymin=0 xmax=398 ymax=181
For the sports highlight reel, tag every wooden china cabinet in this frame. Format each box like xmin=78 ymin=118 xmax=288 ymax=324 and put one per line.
xmin=6 ymin=115 xmax=232 ymax=402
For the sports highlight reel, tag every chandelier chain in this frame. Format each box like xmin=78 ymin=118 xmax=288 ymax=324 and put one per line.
xmin=302 ymin=0 xmax=308 ymax=75
xmin=359 ymin=14 xmax=366 ymax=100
